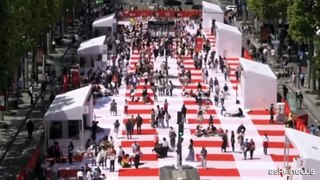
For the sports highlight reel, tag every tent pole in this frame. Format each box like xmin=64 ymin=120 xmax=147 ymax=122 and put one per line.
xmin=284 ymin=136 xmax=289 ymax=167
xmin=81 ymin=119 xmax=84 ymax=151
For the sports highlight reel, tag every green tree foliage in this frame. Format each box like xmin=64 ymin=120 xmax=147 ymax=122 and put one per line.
xmin=247 ymin=0 xmax=288 ymax=22
xmin=287 ymin=0 xmax=318 ymax=42
xmin=0 ymin=0 xmax=79 ymax=90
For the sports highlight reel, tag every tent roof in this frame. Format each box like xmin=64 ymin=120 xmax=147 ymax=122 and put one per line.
xmin=44 ymin=85 xmax=92 ymax=121
xmin=285 ymin=128 xmax=320 ymax=162
xmin=92 ymin=13 xmax=116 ymax=28
xmin=216 ymin=22 xmax=242 ymax=35
xmin=77 ymin=36 xmax=106 ymax=55
xmin=239 ymin=58 xmax=277 ymax=79
xmin=202 ymin=1 xmax=224 ymax=14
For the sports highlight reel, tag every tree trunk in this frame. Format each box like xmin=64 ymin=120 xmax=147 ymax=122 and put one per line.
xmin=308 ymin=39 xmax=314 ymax=89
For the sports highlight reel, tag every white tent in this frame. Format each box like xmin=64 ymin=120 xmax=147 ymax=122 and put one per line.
xmin=202 ymin=1 xmax=224 ymax=29
xmin=215 ymin=22 xmax=242 ymax=58
xmin=92 ymin=13 xmax=117 ymax=36
xmin=77 ymin=35 xmax=106 ymax=56
xmin=239 ymin=58 xmax=277 ymax=110
xmin=44 ymin=85 xmax=94 ymax=152
xmin=284 ymin=128 xmax=320 ymax=180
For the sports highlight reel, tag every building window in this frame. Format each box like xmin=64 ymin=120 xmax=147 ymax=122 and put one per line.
xmin=68 ymin=121 xmax=80 ymax=139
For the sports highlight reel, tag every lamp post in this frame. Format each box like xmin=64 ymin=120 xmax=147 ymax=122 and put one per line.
xmin=165 ymin=40 xmax=169 ymax=85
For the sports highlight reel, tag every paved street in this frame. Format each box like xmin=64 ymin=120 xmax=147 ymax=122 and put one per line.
xmin=0 ymin=25 xmax=81 ymax=179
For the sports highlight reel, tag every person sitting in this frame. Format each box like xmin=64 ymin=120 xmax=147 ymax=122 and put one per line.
xmin=121 ymin=154 xmax=131 ymax=168
xmin=130 ymin=89 xmax=136 ymax=101
xmin=181 ymin=89 xmax=188 ymax=97
xmin=232 ymin=108 xmax=244 ymax=117
xmin=206 ymin=124 xmax=217 ymax=136
xmin=197 ymin=82 xmax=202 ymax=90
xmin=216 ymin=128 xmax=225 ymax=136
xmin=221 ymin=106 xmax=226 ymax=116
xmin=194 ymin=125 xmax=204 ymax=137
xmin=153 ymin=144 xmax=167 ymax=158
xmin=189 ymin=90 xmax=196 ymax=98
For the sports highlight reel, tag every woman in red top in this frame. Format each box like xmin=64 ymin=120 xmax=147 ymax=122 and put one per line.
xmin=164 ymin=99 xmax=169 ymax=112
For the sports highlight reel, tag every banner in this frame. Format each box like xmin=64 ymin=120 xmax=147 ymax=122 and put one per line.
xmin=122 ymin=10 xmax=201 ymax=18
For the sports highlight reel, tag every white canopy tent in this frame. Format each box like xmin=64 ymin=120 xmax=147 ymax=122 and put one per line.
xmin=215 ymin=22 xmax=242 ymax=58
xmin=44 ymin=85 xmax=93 ymax=153
xmin=284 ymin=128 xmax=319 ymax=180
xmin=92 ymin=13 xmax=117 ymax=36
xmin=77 ymin=35 xmax=106 ymax=56
xmin=239 ymin=58 xmax=277 ymax=110
xmin=202 ymin=1 xmax=224 ymax=29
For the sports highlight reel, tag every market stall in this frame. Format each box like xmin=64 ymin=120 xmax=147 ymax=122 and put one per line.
xmin=215 ymin=22 xmax=242 ymax=58
xmin=92 ymin=13 xmax=117 ymax=37
xmin=202 ymin=1 xmax=224 ymax=29
xmin=284 ymin=128 xmax=319 ymax=180
xmin=239 ymin=58 xmax=277 ymax=110
xmin=44 ymin=85 xmax=93 ymax=153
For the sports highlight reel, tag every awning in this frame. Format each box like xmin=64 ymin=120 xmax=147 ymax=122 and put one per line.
xmin=92 ymin=13 xmax=116 ymax=28
xmin=77 ymin=35 xmax=106 ymax=55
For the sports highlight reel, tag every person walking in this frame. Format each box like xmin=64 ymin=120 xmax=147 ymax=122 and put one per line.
xmin=285 ymin=111 xmax=295 ymax=128
xmin=136 ymin=114 xmax=143 ymax=134
xmin=117 ymin=146 xmax=125 ymax=165
xmin=269 ymin=104 xmax=275 ymax=124
xmin=230 ymin=131 xmax=235 ymax=152
xmin=186 ymin=139 xmax=195 ymax=161
xmin=243 ymin=138 xmax=249 ymax=160
xmin=124 ymin=99 xmax=128 ymax=115
xmin=68 ymin=141 xmax=74 ymax=164
xmin=113 ymin=119 xmax=120 ymax=138
xmin=283 ymin=85 xmax=288 ymax=100
xmin=125 ymin=119 xmax=133 ymax=139
xmin=181 ymin=104 xmax=187 ymax=123
xmin=169 ymin=127 xmax=177 ymax=151
xmin=28 ymin=84 xmax=34 ymax=105
xmin=109 ymin=146 xmax=116 ymax=172
xmin=221 ymin=130 xmax=228 ymax=152
xmin=249 ymin=139 xmax=255 ymax=159
xmin=200 ymin=146 xmax=207 ymax=169
xmin=297 ymin=92 xmax=303 ymax=109
xmin=263 ymin=134 xmax=269 ymax=155
xmin=110 ymin=99 xmax=117 ymax=116
xmin=26 ymin=120 xmax=34 ymax=139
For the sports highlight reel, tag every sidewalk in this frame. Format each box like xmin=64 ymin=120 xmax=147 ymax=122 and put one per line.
xmin=0 ymin=25 xmax=82 ymax=179
xmin=235 ymin=20 xmax=320 ymax=126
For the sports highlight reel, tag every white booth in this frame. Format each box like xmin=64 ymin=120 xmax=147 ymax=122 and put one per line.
xmin=77 ymin=35 xmax=107 ymax=77
xmin=215 ymin=22 xmax=242 ymax=58
xmin=239 ymin=58 xmax=277 ymax=110
xmin=284 ymin=128 xmax=320 ymax=180
xmin=202 ymin=1 xmax=224 ymax=29
xmin=92 ymin=13 xmax=117 ymax=37
xmin=44 ymin=85 xmax=94 ymax=153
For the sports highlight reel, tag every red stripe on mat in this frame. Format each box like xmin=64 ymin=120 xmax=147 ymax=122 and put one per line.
xmin=121 ymin=141 xmax=155 ymax=147
xmin=226 ymin=58 xmax=239 ymax=61
xmin=187 ymin=109 xmax=216 ymax=114
xmin=126 ymin=85 xmax=152 ymax=89
xmin=191 ymin=72 xmax=202 ymax=76
xmin=127 ymin=101 xmax=154 ymax=105
xmin=232 ymin=86 xmax=237 ymax=90
xmin=268 ymin=142 xmax=294 ymax=149
xmin=122 ymin=129 xmax=157 ymax=135
xmin=248 ymin=110 xmax=270 ymax=115
xmin=271 ymin=154 xmax=296 ymax=162
xmin=198 ymin=168 xmax=240 ymax=176
xmin=196 ymin=154 xmax=235 ymax=161
xmin=190 ymin=79 xmax=202 ymax=83
xmin=140 ymin=154 xmax=158 ymax=161
xmin=123 ymin=119 xmax=151 ymax=124
xmin=183 ymin=100 xmax=213 ymax=105
xmin=127 ymin=109 xmax=153 ymax=114
xmin=125 ymin=92 xmax=154 ymax=97
xmin=118 ymin=168 xmax=159 ymax=176
xmin=193 ymin=141 xmax=221 ymax=147
xmin=188 ymin=118 xmax=220 ymax=124
xmin=258 ymin=130 xmax=285 ymax=136
xmin=184 ymin=61 xmax=194 ymax=65
xmin=251 ymin=120 xmax=283 ymax=125
xmin=131 ymin=56 xmax=140 ymax=59
xmin=182 ymin=86 xmax=208 ymax=90
xmin=228 ymin=62 xmax=239 ymax=66
xmin=230 ymin=80 xmax=239 ymax=84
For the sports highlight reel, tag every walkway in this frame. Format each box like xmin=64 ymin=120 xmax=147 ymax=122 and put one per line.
xmin=88 ymin=23 xmax=299 ymax=180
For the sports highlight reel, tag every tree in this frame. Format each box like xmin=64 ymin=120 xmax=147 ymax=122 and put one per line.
xmin=287 ymin=0 xmax=320 ymax=90
xmin=247 ymin=0 xmax=288 ymax=22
